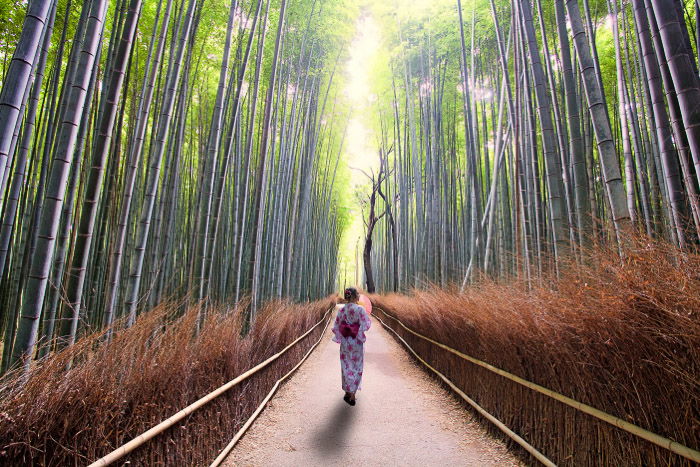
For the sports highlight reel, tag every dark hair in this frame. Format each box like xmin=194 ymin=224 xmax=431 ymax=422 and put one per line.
xmin=344 ymin=287 xmax=359 ymax=302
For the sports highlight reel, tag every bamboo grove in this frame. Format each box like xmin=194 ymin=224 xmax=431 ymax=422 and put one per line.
xmin=364 ymin=0 xmax=700 ymax=293
xmin=3 ymin=0 xmax=700 ymax=370
xmin=0 ymin=0 xmax=353 ymax=372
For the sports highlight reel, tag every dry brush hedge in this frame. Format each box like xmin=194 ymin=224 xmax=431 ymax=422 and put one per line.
xmin=373 ymin=240 xmax=699 ymax=466
xmin=0 ymin=297 xmax=334 ymax=465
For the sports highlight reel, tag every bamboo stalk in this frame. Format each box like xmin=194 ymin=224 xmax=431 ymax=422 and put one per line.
xmin=210 ymin=308 xmax=333 ymax=466
xmin=375 ymin=307 xmax=700 ymax=463
xmin=89 ymin=307 xmax=333 ymax=467
xmin=373 ymin=312 xmax=556 ymax=467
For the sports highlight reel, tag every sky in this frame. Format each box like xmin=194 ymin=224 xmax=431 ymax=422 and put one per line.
xmin=337 ymin=13 xmax=382 ymax=290
xmin=344 ymin=14 xmax=381 ymax=177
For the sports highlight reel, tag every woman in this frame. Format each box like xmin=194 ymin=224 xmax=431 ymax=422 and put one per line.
xmin=332 ymin=287 xmax=371 ymax=406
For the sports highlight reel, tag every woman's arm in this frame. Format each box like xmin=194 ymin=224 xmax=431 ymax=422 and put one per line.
xmin=331 ymin=306 xmax=344 ymax=343
xmin=360 ymin=306 xmax=371 ymax=332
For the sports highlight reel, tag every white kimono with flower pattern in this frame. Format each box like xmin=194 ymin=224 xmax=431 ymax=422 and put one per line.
xmin=332 ymin=303 xmax=371 ymax=392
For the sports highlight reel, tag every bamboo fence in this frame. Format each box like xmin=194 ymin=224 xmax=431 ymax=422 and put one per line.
xmin=89 ymin=307 xmax=333 ymax=466
xmin=209 ymin=307 xmax=333 ymax=466
xmin=374 ymin=307 xmax=700 ymax=464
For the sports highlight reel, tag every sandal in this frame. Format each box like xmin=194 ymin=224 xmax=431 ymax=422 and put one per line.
xmin=343 ymin=394 xmax=351 ymax=405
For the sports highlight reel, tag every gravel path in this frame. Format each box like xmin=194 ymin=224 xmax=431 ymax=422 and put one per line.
xmin=223 ymin=311 xmax=520 ymax=466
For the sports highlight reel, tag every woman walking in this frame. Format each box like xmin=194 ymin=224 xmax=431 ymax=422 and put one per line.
xmin=332 ymin=287 xmax=371 ymax=406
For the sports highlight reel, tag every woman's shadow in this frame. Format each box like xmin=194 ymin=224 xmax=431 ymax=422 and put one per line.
xmin=311 ymin=399 xmax=358 ymax=457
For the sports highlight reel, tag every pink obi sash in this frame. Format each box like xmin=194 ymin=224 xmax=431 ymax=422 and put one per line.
xmin=339 ymin=320 xmax=360 ymax=338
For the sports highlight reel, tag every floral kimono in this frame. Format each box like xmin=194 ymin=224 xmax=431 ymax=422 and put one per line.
xmin=332 ymin=303 xmax=372 ymax=392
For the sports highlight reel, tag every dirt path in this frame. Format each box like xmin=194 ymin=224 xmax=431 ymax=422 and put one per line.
xmin=223 ymin=311 xmax=520 ymax=466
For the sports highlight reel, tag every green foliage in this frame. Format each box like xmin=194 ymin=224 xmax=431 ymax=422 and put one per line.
xmin=595 ymin=22 xmax=617 ymax=106
xmin=0 ymin=0 xmax=25 ymax=60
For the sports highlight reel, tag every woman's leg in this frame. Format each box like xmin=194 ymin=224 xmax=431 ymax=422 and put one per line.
xmin=350 ymin=343 xmax=363 ymax=402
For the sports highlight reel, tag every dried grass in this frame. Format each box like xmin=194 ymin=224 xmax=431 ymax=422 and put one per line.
xmin=372 ymin=238 xmax=700 ymax=466
xmin=0 ymin=297 xmax=334 ymax=465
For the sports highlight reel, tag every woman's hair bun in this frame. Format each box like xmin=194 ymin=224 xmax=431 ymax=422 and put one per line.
xmin=344 ymin=287 xmax=359 ymax=301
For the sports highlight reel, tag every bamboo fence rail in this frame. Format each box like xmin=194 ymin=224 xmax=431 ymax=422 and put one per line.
xmin=89 ymin=307 xmax=334 ymax=467
xmin=374 ymin=307 xmax=700 ymax=463
xmin=210 ymin=308 xmax=333 ymax=466
xmin=372 ymin=312 xmax=556 ymax=466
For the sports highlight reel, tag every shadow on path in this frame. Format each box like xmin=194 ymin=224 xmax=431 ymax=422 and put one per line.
xmin=312 ymin=398 xmax=358 ymax=457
